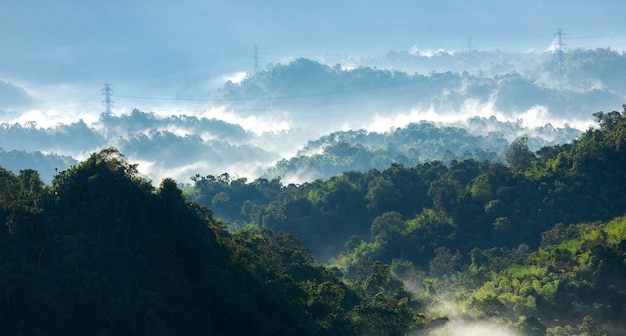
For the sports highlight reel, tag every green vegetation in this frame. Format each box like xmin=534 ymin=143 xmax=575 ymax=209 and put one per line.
xmin=0 ymin=148 xmax=428 ymax=335
xmin=3 ymin=105 xmax=626 ymax=334
xmin=185 ymin=104 xmax=626 ymax=334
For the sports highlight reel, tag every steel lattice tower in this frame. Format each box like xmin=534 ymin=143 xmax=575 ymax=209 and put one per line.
xmin=101 ymin=83 xmax=114 ymax=139
xmin=554 ymin=29 xmax=567 ymax=90
xmin=253 ymin=45 xmax=260 ymax=73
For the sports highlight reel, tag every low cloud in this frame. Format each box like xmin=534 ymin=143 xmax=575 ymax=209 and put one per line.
xmin=422 ymin=319 xmax=524 ymax=336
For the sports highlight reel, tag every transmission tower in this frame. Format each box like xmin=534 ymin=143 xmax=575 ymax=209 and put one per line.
xmin=101 ymin=83 xmax=114 ymax=139
xmin=554 ymin=29 xmax=567 ymax=90
xmin=467 ymin=36 xmax=474 ymax=52
xmin=253 ymin=45 xmax=260 ymax=73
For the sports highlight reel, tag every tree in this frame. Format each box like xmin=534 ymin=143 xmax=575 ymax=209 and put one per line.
xmin=370 ymin=212 xmax=406 ymax=262
xmin=593 ymin=105 xmax=625 ymax=132
xmin=366 ymin=176 xmax=401 ymax=214
xmin=505 ymin=136 xmax=534 ymax=173
xmin=578 ymin=315 xmax=604 ymax=336
xmin=428 ymin=247 xmax=461 ymax=277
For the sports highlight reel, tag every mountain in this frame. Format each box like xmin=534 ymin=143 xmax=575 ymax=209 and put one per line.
xmin=265 ymin=119 xmax=580 ymax=183
xmin=210 ymin=50 xmax=626 ymax=132
xmin=2 ymin=104 xmax=626 ymax=335
xmin=0 ymin=148 xmax=76 ymax=183
xmin=0 ymin=148 xmax=432 ymax=335
xmin=4 ymin=48 xmax=626 ymax=184
xmin=0 ymin=80 xmax=34 ymax=108
xmin=184 ymin=104 xmax=626 ymax=334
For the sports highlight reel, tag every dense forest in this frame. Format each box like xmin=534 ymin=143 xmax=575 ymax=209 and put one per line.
xmin=1 ymin=105 xmax=623 ymax=334
xmin=265 ymin=119 xmax=580 ymax=182
xmin=211 ymin=51 xmax=626 ymax=124
xmin=4 ymin=48 xmax=626 ymax=184
xmin=0 ymin=148 xmax=433 ymax=335
xmin=2 ymin=108 xmax=626 ymax=334
xmin=183 ymin=105 xmax=626 ymax=335
xmin=0 ymin=109 xmax=579 ymax=185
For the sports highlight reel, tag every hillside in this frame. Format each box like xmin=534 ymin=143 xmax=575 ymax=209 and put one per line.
xmin=187 ymin=106 xmax=625 ymax=259
xmin=0 ymin=148 xmax=432 ymax=335
xmin=1 ymin=105 xmax=626 ymax=335
xmin=185 ymin=105 xmax=626 ymax=334
xmin=6 ymin=48 xmax=626 ymax=183
xmin=211 ymin=51 xmax=626 ymax=130
xmin=265 ymin=119 xmax=580 ymax=182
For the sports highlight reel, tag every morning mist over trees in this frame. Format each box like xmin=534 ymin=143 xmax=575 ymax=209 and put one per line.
xmin=2 ymin=1 xmax=626 ymax=335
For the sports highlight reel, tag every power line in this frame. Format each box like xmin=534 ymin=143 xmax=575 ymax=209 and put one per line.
xmin=116 ymin=95 xmax=226 ymax=101
xmin=116 ymin=89 xmax=365 ymax=102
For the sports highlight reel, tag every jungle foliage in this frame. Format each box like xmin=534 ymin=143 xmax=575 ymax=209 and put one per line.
xmin=3 ymin=105 xmax=626 ymax=334
xmin=186 ymin=105 xmax=626 ymax=334
xmin=0 ymin=148 xmax=429 ymax=335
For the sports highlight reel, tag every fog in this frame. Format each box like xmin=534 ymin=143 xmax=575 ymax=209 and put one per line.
xmin=2 ymin=1 xmax=626 ymax=183
xmin=423 ymin=319 xmax=524 ymax=336
xmin=0 ymin=53 xmax=617 ymax=184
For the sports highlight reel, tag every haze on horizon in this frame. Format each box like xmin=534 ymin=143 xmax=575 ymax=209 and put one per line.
xmin=2 ymin=0 xmax=626 ymax=126
xmin=2 ymin=0 xmax=626 ymax=185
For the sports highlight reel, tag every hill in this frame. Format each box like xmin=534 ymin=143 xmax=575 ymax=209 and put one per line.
xmin=265 ymin=119 xmax=580 ymax=182
xmin=185 ymin=105 xmax=626 ymax=334
xmin=0 ymin=148 xmax=431 ymax=335
xmin=7 ymin=48 xmax=626 ymax=183
xmin=2 ymin=104 xmax=626 ymax=335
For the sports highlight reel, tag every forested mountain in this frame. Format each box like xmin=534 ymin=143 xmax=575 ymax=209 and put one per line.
xmin=0 ymin=109 xmax=579 ymax=185
xmin=0 ymin=119 xmax=106 ymax=154
xmin=0 ymin=148 xmax=433 ymax=335
xmin=0 ymin=148 xmax=76 ymax=183
xmin=2 ymin=105 xmax=626 ymax=335
xmin=3 ymin=49 xmax=626 ymax=334
xmin=6 ymin=48 xmax=626 ymax=183
xmin=265 ymin=119 xmax=580 ymax=182
xmin=187 ymin=106 xmax=626 ymax=260
xmin=354 ymin=48 xmax=626 ymax=95
xmin=210 ymin=50 xmax=626 ymax=130
xmin=183 ymin=105 xmax=626 ymax=334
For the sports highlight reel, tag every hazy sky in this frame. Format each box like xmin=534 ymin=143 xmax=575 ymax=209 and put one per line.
xmin=2 ymin=0 xmax=626 ymax=126
xmin=2 ymin=0 xmax=626 ymax=182
xmin=3 ymin=0 xmax=626 ymax=84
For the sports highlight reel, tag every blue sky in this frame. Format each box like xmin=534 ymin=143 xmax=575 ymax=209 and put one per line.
xmin=3 ymin=0 xmax=626 ymax=87
xmin=1 ymin=0 xmax=626 ymax=181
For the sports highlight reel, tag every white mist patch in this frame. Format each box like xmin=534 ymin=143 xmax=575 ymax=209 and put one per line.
xmin=366 ymin=105 xmax=471 ymax=133
xmin=364 ymin=97 xmax=503 ymax=133
xmin=131 ymin=156 xmax=272 ymax=186
xmin=201 ymin=106 xmax=292 ymax=134
xmin=131 ymin=159 xmax=214 ymax=185
xmin=280 ymin=167 xmax=321 ymax=186
xmin=409 ymin=45 xmax=455 ymax=57
xmin=426 ymin=319 xmax=524 ymax=336
xmin=365 ymin=95 xmax=590 ymax=136
xmin=511 ymin=105 xmax=551 ymax=128
xmin=4 ymin=82 xmax=106 ymax=127
xmin=222 ymin=71 xmax=248 ymax=84
xmin=118 ymin=103 xmax=198 ymax=119
xmin=7 ymin=107 xmax=99 ymax=129
xmin=254 ymin=127 xmax=320 ymax=158
xmin=162 ymin=125 xmax=194 ymax=138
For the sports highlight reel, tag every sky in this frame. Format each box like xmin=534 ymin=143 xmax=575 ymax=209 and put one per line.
xmin=2 ymin=0 xmax=626 ymax=183
xmin=3 ymin=1 xmax=626 ymax=81
xmin=1 ymin=0 xmax=626 ymax=126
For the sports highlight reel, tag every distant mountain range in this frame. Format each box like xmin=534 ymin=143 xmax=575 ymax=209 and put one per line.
xmin=2 ymin=48 xmax=625 ymax=183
